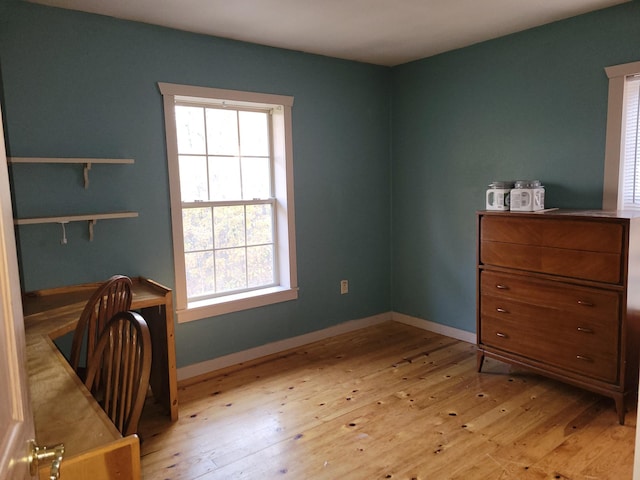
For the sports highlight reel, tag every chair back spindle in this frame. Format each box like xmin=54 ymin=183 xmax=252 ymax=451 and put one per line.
xmin=84 ymin=311 xmax=152 ymax=436
xmin=70 ymin=275 xmax=133 ymax=379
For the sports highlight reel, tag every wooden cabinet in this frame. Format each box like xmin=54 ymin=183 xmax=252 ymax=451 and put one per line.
xmin=476 ymin=210 xmax=640 ymax=424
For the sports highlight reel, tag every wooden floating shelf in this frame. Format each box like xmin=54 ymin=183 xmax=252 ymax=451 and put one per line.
xmin=14 ymin=212 xmax=138 ymax=225
xmin=8 ymin=157 xmax=135 ymax=188
xmin=8 ymin=157 xmax=135 ymax=164
xmin=14 ymin=212 xmax=139 ymax=242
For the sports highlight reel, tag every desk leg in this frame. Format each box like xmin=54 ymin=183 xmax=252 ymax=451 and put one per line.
xmin=140 ymin=305 xmax=178 ymax=421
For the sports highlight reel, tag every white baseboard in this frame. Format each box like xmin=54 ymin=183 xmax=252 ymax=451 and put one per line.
xmin=177 ymin=312 xmax=392 ymax=382
xmin=391 ymin=312 xmax=477 ymax=344
xmin=177 ymin=311 xmax=477 ymax=383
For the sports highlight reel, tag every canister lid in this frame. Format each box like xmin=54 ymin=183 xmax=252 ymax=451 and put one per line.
xmin=488 ymin=181 xmax=514 ymax=189
xmin=514 ymin=179 xmax=541 ymax=188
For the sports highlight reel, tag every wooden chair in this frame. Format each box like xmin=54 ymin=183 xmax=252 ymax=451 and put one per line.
xmin=70 ymin=275 xmax=133 ymax=379
xmin=84 ymin=311 xmax=152 ymax=436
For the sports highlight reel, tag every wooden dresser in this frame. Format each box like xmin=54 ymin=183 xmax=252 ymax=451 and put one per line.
xmin=476 ymin=210 xmax=640 ymax=424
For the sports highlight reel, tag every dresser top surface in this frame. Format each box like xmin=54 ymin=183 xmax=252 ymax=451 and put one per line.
xmin=478 ymin=209 xmax=640 ymax=221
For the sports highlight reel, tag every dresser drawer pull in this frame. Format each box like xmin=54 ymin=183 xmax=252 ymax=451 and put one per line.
xmin=496 ymin=332 xmax=508 ymax=338
xmin=577 ymin=327 xmax=594 ymax=334
xmin=576 ymin=355 xmax=592 ymax=362
xmin=496 ymin=307 xmax=509 ymax=313
xmin=496 ymin=284 xmax=509 ymax=290
xmin=577 ymin=300 xmax=594 ymax=307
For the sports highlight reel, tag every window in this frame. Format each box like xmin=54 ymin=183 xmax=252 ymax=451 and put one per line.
xmin=159 ymin=83 xmax=298 ymax=322
xmin=619 ymin=75 xmax=640 ymax=208
xmin=603 ymin=61 xmax=640 ymax=210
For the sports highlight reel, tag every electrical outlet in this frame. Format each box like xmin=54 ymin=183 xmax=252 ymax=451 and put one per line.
xmin=340 ymin=280 xmax=349 ymax=294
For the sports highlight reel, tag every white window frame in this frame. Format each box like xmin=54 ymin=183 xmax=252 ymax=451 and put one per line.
xmin=603 ymin=61 xmax=640 ymax=210
xmin=159 ymin=82 xmax=298 ymax=323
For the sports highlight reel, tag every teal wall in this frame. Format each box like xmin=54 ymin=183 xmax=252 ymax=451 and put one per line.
xmin=391 ymin=2 xmax=640 ymax=333
xmin=0 ymin=0 xmax=391 ymax=367
xmin=2 ymin=0 xmax=640 ymax=369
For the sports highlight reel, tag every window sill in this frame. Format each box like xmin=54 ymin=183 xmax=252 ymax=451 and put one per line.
xmin=176 ymin=286 xmax=299 ymax=323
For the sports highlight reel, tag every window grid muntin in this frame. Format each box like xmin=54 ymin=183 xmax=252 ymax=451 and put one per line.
xmin=176 ymin=100 xmax=278 ymax=301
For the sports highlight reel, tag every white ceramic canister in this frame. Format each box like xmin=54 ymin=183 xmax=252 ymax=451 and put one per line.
xmin=510 ymin=180 xmax=544 ymax=211
xmin=486 ymin=181 xmax=514 ymax=211
xmin=533 ymin=184 xmax=545 ymax=211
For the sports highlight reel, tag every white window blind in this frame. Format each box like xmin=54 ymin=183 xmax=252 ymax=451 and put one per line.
xmin=621 ymin=75 xmax=640 ymax=209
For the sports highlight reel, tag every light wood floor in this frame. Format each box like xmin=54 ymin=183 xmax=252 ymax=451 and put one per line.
xmin=139 ymin=321 xmax=637 ymax=479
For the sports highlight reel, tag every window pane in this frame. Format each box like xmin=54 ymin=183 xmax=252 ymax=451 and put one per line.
xmin=247 ymin=245 xmax=274 ymax=287
xmin=241 ymin=157 xmax=271 ymax=199
xmin=215 ymin=248 xmax=247 ymax=292
xmin=214 ymin=205 xmax=245 ymax=249
xmin=183 ymin=207 xmax=213 ymax=251
xmin=209 ymin=156 xmax=241 ymax=200
xmin=239 ymin=111 xmax=269 ymax=156
xmin=206 ymin=108 xmax=239 ymax=156
xmin=185 ymin=251 xmax=215 ymax=297
xmin=246 ymin=204 xmax=273 ymax=246
xmin=179 ymin=155 xmax=208 ymax=201
xmin=175 ymin=106 xmax=206 ymax=154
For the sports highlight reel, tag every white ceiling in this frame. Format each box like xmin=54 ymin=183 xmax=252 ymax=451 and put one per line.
xmin=27 ymin=0 xmax=629 ymax=66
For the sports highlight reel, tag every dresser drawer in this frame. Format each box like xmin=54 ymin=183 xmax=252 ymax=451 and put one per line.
xmin=480 ymin=271 xmax=621 ymax=321
xmin=480 ymin=293 xmax=619 ymax=353
xmin=480 ymin=216 xmax=623 ymax=253
xmin=480 ymin=310 xmax=619 ymax=383
xmin=479 ymin=216 xmax=624 ymax=283
xmin=480 ymin=243 xmax=621 ymax=283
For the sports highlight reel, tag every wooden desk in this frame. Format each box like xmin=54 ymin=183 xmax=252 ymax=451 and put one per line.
xmin=23 ymin=277 xmax=179 ymax=478
xmin=23 ymin=276 xmax=178 ymax=421
xmin=26 ymin=331 xmax=140 ymax=479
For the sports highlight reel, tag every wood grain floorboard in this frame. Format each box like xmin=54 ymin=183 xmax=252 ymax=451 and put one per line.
xmin=139 ymin=321 xmax=636 ymax=479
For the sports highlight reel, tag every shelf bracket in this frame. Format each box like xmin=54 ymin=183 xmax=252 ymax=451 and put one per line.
xmin=88 ymin=219 xmax=96 ymax=241
xmin=59 ymin=222 xmax=68 ymax=245
xmin=83 ymin=163 xmax=92 ymax=189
